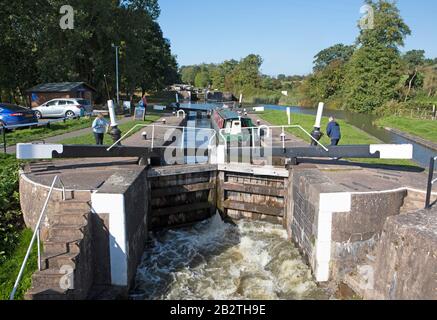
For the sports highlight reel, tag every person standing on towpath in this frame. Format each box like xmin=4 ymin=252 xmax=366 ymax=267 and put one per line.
xmin=92 ymin=113 xmax=109 ymax=145
xmin=326 ymin=116 xmax=341 ymax=146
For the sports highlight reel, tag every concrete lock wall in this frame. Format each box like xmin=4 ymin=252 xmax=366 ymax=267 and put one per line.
xmin=91 ymin=168 xmax=149 ymax=289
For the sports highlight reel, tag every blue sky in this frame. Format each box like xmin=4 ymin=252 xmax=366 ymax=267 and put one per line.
xmin=158 ymin=0 xmax=437 ymax=76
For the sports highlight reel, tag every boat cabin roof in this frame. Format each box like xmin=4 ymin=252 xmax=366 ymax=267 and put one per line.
xmin=217 ymin=109 xmax=241 ymax=120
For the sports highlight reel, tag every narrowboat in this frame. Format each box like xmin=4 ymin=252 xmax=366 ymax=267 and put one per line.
xmin=211 ymin=108 xmax=255 ymax=144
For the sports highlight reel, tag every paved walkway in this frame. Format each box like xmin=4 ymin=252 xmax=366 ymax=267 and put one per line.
xmin=124 ymin=115 xmax=186 ymax=147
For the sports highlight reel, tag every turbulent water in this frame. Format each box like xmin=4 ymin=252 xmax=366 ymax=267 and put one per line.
xmin=131 ymin=214 xmax=331 ymax=300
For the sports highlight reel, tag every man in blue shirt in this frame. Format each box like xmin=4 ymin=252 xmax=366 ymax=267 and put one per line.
xmin=326 ymin=116 xmax=341 ymax=146
xmin=92 ymin=113 xmax=109 ymax=145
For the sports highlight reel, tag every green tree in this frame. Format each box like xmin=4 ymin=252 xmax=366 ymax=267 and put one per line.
xmin=402 ymin=50 xmax=426 ymax=101
xmin=357 ymin=0 xmax=411 ymax=49
xmin=343 ymin=45 xmax=403 ymax=112
xmin=194 ymin=70 xmax=210 ymax=88
xmin=423 ymin=65 xmax=437 ymax=97
xmin=0 ymin=0 xmax=179 ymax=104
xmin=211 ymin=59 xmax=238 ymax=91
xmin=313 ymin=44 xmax=355 ymax=72
xmin=343 ymin=0 xmax=410 ymax=112
xmin=231 ymin=54 xmax=263 ymax=91
xmin=180 ymin=66 xmax=200 ymax=85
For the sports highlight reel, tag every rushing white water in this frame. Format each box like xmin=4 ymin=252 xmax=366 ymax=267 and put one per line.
xmin=131 ymin=214 xmax=331 ymax=300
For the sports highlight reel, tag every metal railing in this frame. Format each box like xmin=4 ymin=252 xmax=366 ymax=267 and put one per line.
xmin=9 ymin=176 xmax=64 ymax=300
xmin=218 ymin=125 xmax=329 ymax=151
xmin=107 ymin=124 xmax=217 ymax=151
xmin=106 ymin=123 xmax=329 ymax=155
xmin=425 ymin=156 xmax=437 ymax=209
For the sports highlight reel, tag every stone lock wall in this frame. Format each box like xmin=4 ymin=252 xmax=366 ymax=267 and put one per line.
xmin=287 ymin=167 xmax=410 ymax=283
xmin=366 ymin=209 xmax=437 ymax=300
xmin=331 ymin=190 xmax=407 ymax=279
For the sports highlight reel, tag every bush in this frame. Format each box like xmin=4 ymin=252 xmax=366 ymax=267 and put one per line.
xmin=377 ymin=100 xmax=436 ymax=117
xmin=240 ymin=88 xmax=282 ymax=105
xmin=0 ymin=155 xmax=22 ymax=264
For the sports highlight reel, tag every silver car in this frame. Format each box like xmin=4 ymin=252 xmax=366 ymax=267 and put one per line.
xmin=33 ymin=98 xmax=93 ymax=119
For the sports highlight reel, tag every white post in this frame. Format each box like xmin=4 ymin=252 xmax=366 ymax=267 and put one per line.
xmin=107 ymin=100 xmax=118 ymax=127
xmin=151 ymin=125 xmax=155 ymax=149
xmin=314 ymin=102 xmax=324 ymax=129
xmin=176 ymin=93 xmax=180 ymax=104
xmin=37 ymin=231 xmax=41 ymax=271
xmin=287 ymin=107 xmax=291 ymax=125
xmin=181 ymin=127 xmax=185 ymax=150
xmin=239 ymin=93 xmax=243 ymax=105
xmin=281 ymin=126 xmax=286 ymax=150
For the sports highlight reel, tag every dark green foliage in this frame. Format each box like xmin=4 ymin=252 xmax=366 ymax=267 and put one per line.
xmin=0 ymin=0 xmax=179 ymax=104
xmin=0 ymin=229 xmax=38 ymax=300
xmin=313 ymin=44 xmax=355 ymax=72
xmin=0 ymin=155 xmax=22 ymax=264
xmin=357 ymin=0 xmax=411 ymax=49
xmin=179 ymin=55 xmax=301 ymax=104
xmin=343 ymin=45 xmax=403 ymax=112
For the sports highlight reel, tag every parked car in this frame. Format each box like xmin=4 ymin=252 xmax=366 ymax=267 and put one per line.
xmin=0 ymin=103 xmax=38 ymax=127
xmin=33 ymin=98 xmax=93 ymax=119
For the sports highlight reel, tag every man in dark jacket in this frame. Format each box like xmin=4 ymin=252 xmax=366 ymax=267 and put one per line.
xmin=326 ymin=116 xmax=341 ymax=146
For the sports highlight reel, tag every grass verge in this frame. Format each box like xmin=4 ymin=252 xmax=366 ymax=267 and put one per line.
xmin=0 ymin=155 xmax=36 ymax=300
xmin=59 ymin=115 xmax=160 ymax=145
xmin=375 ymin=116 xmax=437 ymax=144
xmin=0 ymin=229 xmax=38 ymax=300
xmin=3 ymin=118 xmax=94 ymax=147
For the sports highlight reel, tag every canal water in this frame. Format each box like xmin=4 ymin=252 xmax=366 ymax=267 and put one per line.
xmin=131 ymin=214 xmax=332 ymax=300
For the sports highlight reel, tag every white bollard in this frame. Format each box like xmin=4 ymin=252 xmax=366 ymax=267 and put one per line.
xmin=314 ymin=102 xmax=324 ymax=129
xmin=107 ymin=100 xmax=118 ymax=127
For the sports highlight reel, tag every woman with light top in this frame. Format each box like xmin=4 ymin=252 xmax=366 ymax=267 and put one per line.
xmin=92 ymin=113 xmax=109 ymax=145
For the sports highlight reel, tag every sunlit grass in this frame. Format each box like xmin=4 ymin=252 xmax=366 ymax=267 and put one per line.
xmin=0 ymin=229 xmax=38 ymax=300
xmin=3 ymin=118 xmax=94 ymax=146
xmin=375 ymin=116 xmax=437 ymax=144
xmin=60 ymin=115 xmax=160 ymax=145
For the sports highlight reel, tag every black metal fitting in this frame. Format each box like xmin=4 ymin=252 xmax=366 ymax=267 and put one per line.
xmin=109 ymin=126 xmax=122 ymax=146
xmin=310 ymin=128 xmax=324 ymax=146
